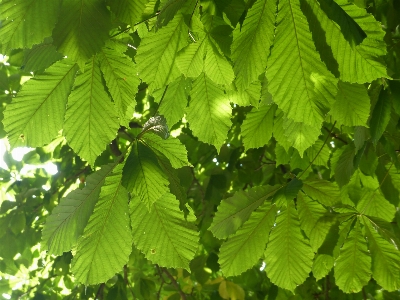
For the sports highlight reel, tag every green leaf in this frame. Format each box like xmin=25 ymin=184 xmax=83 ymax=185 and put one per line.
xmin=305 ymin=140 xmax=331 ymax=168
xmin=306 ymin=0 xmax=388 ymax=83
xmin=3 ymin=59 xmax=77 ymax=148
xmin=156 ymin=0 xmax=197 ymax=28
xmin=22 ymin=42 xmax=63 ymax=72
xmin=136 ymin=14 xmax=187 ymax=89
xmin=228 ymin=81 xmax=262 ymax=108
xmin=312 ymin=254 xmax=334 ymax=281
xmin=331 ymin=144 xmax=356 ymax=187
xmin=153 ymin=76 xmax=191 ymax=127
xmin=370 ymin=89 xmax=391 ymax=144
xmin=241 ymin=104 xmax=276 ymax=150
xmin=98 ymin=41 xmax=140 ymax=126
xmin=267 ymin=0 xmax=338 ymax=127
xmin=231 ymin=0 xmax=275 ymax=89
xmin=329 ymin=81 xmax=370 ymax=126
xmin=272 ymin=111 xmax=292 ymax=151
xmin=52 ymin=0 xmax=111 ymax=66
xmin=357 ymin=189 xmax=396 ymax=222
xmin=363 ymin=218 xmax=400 ymax=291
xmin=210 ymin=185 xmax=281 ymax=239
xmin=41 ymin=163 xmax=116 ymax=256
xmin=219 ymin=202 xmax=277 ymax=277
xmin=71 ymin=164 xmax=132 ymax=284
xmin=63 ymin=56 xmax=119 ymax=165
xmin=302 ymin=179 xmax=340 ymax=206
xmin=108 ymin=0 xmax=149 ymax=26
xmin=265 ymin=202 xmax=314 ymax=291
xmin=0 ymin=0 xmax=59 ymax=52
xmin=297 ymin=193 xmax=335 ymax=252
xmin=176 ymin=38 xmax=207 ymax=78
xmin=282 ymin=117 xmax=321 ymax=156
xmin=186 ymin=73 xmax=231 ymax=151
xmin=334 ymin=220 xmax=371 ymax=293
xmin=204 ymin=39 xmax=234 ymax=86
xmin=273 ymin=178 xmax=303 ymax=208
xmin=122 ymin=141 xmax=169 ymax=208
xmin=142 ymin=134 xmax=191 ymax=169
xmin=130 ymin=193 xmax=198 ymax=270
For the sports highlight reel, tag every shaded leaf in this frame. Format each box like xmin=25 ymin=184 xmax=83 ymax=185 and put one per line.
xmin=130 ymin=193 xmax=198 ymax=270
xmin=219 ymin=202 xmax=277 ymax=276
xmin=4 ymin=59 xmax=77 ymax=147
xmin=63 ymin=56 xmax=119 ymax=165
xmin=71 ymin=165 xmax=132 ymax=284
xmin=210 ymin=185 xmax=281 ymax=239
xmin=265 ymin=202 xmax=314 ymax=291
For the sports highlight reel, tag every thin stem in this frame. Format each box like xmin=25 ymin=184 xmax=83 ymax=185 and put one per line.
xmin=153 ymin=85 xmax=169 ymax=117
xmin=110 ymin=11 xmax=161 ymax=39
xmin=95 ymin=283 xmax=105 ymax=300
xmin=298 ymin=121 xmax=337 ymax=179
xmin=162 ymin=268 xmax=186 ymax=300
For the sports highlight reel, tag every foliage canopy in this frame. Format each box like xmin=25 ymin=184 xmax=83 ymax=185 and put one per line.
xmin=0 ymin=0 xmax=400 ymax=299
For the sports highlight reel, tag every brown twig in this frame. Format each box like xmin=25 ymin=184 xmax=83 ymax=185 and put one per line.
xmin=323 ymin=126 xmax=348 ymax=145
xmin=162 ymin=268 xmax=186 ymax=300
xmin=95 ymin=283 xmax=105 ymax=300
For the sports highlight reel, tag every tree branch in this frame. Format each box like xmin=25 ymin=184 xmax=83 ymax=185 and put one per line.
xmin=162 ymin=268 xmax=186 ymax=300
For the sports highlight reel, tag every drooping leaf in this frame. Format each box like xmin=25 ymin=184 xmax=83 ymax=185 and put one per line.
xmin=122 ymin=141 xmax=170 ymax=208
xmin=22 ymin=42 xmax=63 ymax=72
xmin=210 ymin=185 xmax=281 ymax=239
xmin=273 ymin=178 xmax=303 ymax=208
xmin=305 ymin=140 xmax=331 ymax=168
xmin=156 ymin=0 xmax=197 ymax=28
xmin=219 ymin=202 xmax=277 ymax=277
xmin=154 ymin=76 xmax=191 ymax=127
xmin=63 ymin=56 xmax=119 ymax=165
xmin=312 ymin=254 xmax=334 ymax=281
xmin=283 ymin=117 xmax=321 ymax=156
xmin=357 ymin=189 xmax=396 ymax=222
xmin=71 ymin=164 xmax=132 ymax=284
xmin=130 ymin=193 xmax=198 ymax=270
xmin=0 ymin=0 xmax=59 ymax=52
xmin=370 ymin=88 xmax=391 ymax=144
xmin=231 ymin=0 xmax=275 ymax=89
xmin=142 ymin=133 xmax=190 ymax=169
xmin=136 ymin=14 xmax=187 ymax=89
xmin=108 ymin=0 xmax=149 ymax=26
xmin=241 ymin=104 xmax=276 ymax=150
xmin=334 ymin=220 xmax=371 ymax=293
xmin=3 ymin=59 xmax=77 ymax=148
xmin=186 ymin=73 xmax=231 ymax=151
xmin=267 ymin=0 xmax=338 ymax=127
xmin=41 ymin=163 xmax=116 ymax=256
xmin=363 ymin=218 xmax=400 ymax=291
xmin=305 ymin=0 xmax=388 ymax=83
xmin=98 ymin=40 xmax=140 ymax=126
xmin=331 ymin=144 xmax=356 ymax=187
xmin=302 ymin=179 xmax=340 ymax=206
xmin=52 ymin=0 xmax=112 ymax=66
xmin=228 ymin=81 xmax=262 ymax=108
xmin=297 ymin=193 xmax=335 ymax=252
xmin=204 ymin=39 xmax=234 ymax=86
xmin=265 ymin=202 xmax=314 ymax=291
xmin=329 ymin=81 xmax=370 ymax=126
xmin=176 ymin=38 xmax=207 ymax=78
